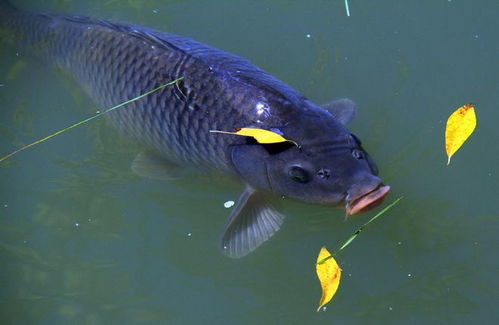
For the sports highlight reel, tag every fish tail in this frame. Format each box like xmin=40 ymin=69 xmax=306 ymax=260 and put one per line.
xmin=0 ymin=0 xmax=18 ymax=22
xmin=0 ymin=0 xmax=25 ymax=39
xmin=0 ymin=1 xmax=60 ymax=63
xmin=0 ymin=0 xmax=16 ymax=11
xmin=0 ymin=1 xmax=20 ymax=49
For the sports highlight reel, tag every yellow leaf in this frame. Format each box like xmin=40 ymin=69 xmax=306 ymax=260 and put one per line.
xmin=210 ymin=128 xmax=297 ymax=145
xmin=234 ymin=128 xmax=287 ymax=144
xmin=445 ymin=104 xmax=476 ymax=165
xmin=316 ymin=247 xmax=341 ymax=312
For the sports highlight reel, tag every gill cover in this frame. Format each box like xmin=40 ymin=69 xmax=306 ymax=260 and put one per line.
xmin=230 ymin=144 xmax=272 ymax=191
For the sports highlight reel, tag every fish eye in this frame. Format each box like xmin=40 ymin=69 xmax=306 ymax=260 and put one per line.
xmin=351 ymin=149 xmax=364 ymax=160
xmin=288 ymin=166 xmax=310 ymax=183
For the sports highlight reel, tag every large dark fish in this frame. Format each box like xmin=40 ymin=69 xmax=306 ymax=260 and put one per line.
xmin=0 ymin=0 xmax=390 ymax=257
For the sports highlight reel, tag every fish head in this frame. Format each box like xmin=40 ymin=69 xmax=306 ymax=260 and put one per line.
xmin=230 ymin=107 xmax=389 ymax=215
xmin=268 ymin=136 xmax=388 ymax=215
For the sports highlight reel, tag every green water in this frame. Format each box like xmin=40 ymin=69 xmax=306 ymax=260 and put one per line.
xmin=1 ymin=0 xmax=498 ymax=324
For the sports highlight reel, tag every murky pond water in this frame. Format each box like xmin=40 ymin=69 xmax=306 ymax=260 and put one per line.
xmin=1 ymin=0 xmax=498 ymax=324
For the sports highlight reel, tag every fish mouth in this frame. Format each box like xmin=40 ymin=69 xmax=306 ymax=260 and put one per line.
xmin=345 ymin=184 xmax=391 ymax=215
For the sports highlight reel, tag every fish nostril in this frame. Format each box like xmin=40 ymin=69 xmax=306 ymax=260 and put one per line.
xmin=351 ymin=149 xmax=364 ymax=160
xmin=317 ymin=168 xmax=330 ymax=179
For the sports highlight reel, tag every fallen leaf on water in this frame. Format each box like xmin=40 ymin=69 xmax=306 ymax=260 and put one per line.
xmin=445 ymin=103 xmax=476 ymax=165
xmin=316 ymin=247 xmax=341 ymax=312
xmin=210 ymin=128 xmax=297 ymax=145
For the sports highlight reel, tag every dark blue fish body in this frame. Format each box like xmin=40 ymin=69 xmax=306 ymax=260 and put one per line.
xmin=1 ymin=2 xmax=320 ymax=171
xmin=0 ymin=0 xmax=390 ymax=257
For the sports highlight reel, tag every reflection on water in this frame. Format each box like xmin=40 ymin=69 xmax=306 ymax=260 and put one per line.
xmin=1 ymin=0 xmax=499 ymax=324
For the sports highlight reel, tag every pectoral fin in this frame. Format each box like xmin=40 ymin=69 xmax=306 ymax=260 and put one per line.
xmin=220 ymin=186 xmax=285 ymax=258
xmin=131 ymin=150 xmax=181 ymax=180
xmin=322 ymin=98 xmax=357 ymax=125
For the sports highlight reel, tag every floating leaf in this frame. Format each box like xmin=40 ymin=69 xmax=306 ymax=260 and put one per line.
xmin=210 ymin=128 xmax=297 ymax=145
xmin=316 ymin=247 xmax=341 ymax=312
xmin=314 ymin=197 xmax=403 ymax=311
xmin=445 ymin=103 xmax=476 ymax=165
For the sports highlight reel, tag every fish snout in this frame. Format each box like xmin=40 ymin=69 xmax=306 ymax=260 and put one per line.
xmin=345 ymin=176 xmax=390 ymax=215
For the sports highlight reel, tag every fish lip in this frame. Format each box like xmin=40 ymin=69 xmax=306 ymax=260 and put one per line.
xmin=345 ymin=184 xmax=391 ymax=215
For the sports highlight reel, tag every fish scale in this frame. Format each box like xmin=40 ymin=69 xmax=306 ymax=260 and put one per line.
xmin=0 ymin=3 xmax=344 ymax=172
xmin=1 ymin=5 xmax=264 ymax=171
